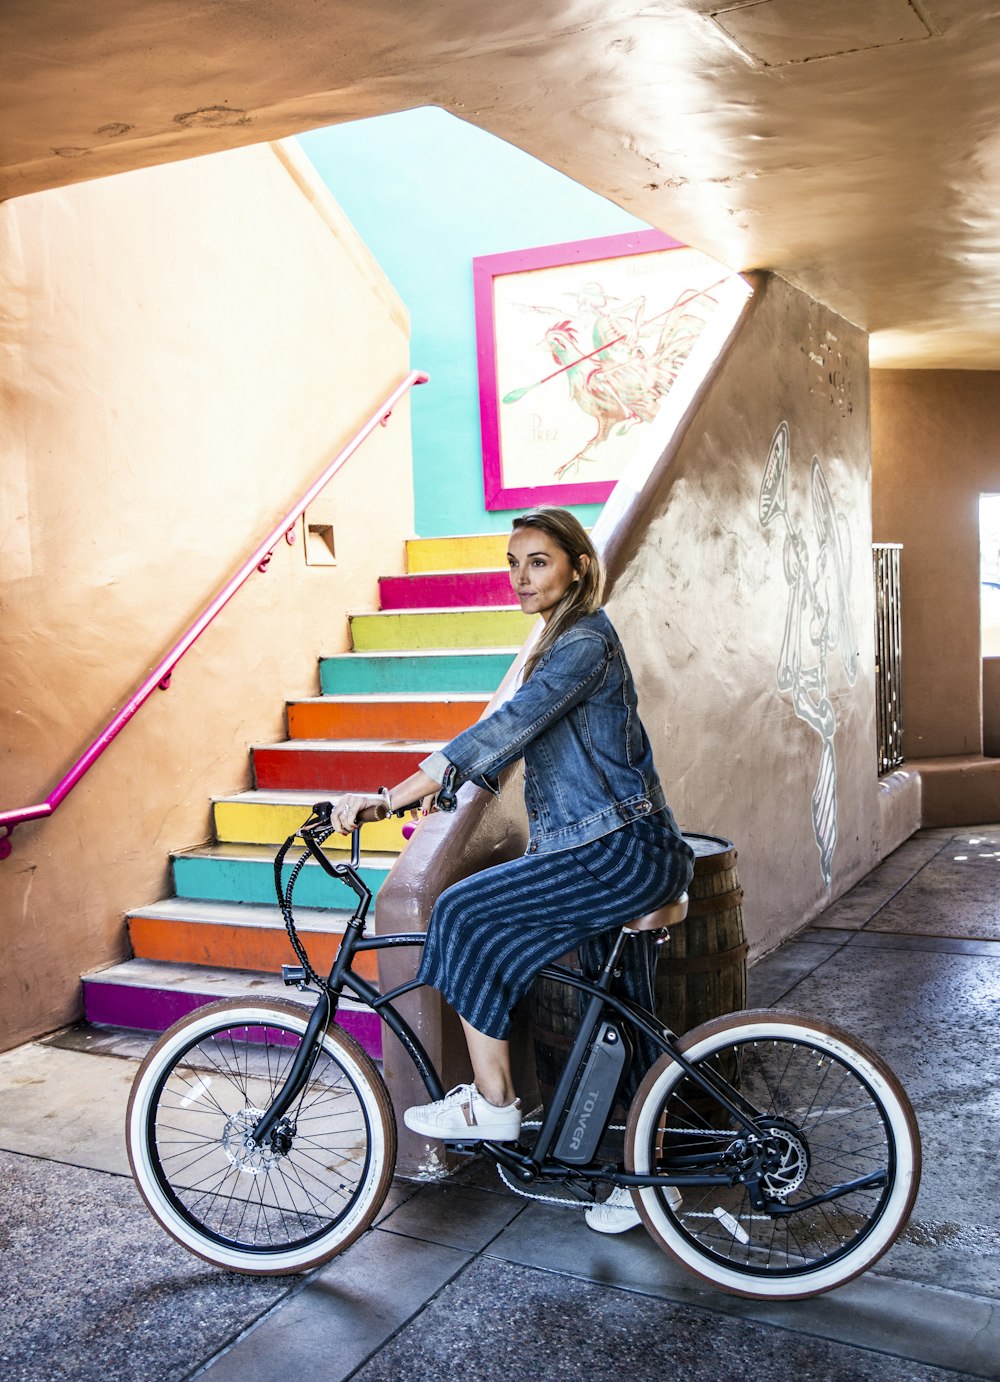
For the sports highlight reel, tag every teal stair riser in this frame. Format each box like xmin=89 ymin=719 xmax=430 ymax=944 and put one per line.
xmin=172 ymin=856 xmax=389 ymax=908
xmin=320 ymin=651 xmax=515 ymax=695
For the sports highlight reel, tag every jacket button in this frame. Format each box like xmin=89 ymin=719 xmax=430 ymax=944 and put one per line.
xmin=531 ymin=809 xmax=539 ymax=819
xmin=528 ymin=842 xmax=539 ymax=853
xmin=636 ymin=800 xmax=651 ymax=814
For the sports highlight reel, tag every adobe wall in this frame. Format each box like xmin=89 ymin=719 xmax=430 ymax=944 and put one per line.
xmin=0 ymin=141 xmax=413 ymax=1049
xmin=871 ymin=370 xmax=1000 ymax=758
xmin=607 ymin=274 xmax=877 ymax=957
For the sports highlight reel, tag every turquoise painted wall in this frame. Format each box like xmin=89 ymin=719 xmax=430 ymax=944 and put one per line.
xmin=298 ymin=108 xmax=650 ymax=538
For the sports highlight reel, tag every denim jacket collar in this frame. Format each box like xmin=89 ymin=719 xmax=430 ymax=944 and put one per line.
xmin=422 ymin=610 xmax=667 ymax=854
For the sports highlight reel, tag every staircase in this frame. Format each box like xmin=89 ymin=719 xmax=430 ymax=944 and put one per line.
xmin=82 ymin=534 xmax=531 ymax=1059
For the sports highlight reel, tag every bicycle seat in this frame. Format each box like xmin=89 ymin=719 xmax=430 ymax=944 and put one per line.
xmin=623 ymin=893 xmax=688 ymax=932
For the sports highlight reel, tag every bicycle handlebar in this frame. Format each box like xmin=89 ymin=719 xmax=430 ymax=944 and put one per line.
xmin=299 ymin=797 xmax=426 ymax=869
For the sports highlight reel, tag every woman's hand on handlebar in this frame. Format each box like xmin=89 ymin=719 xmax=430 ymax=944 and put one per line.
xmin=331 ymin=793 xmax=388 ymax=834
xmin=331 ymin=769 xmax=445 ymax=834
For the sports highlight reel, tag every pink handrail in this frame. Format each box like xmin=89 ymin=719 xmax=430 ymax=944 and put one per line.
xmin=0 ymin=370 xmax=428 ymax=860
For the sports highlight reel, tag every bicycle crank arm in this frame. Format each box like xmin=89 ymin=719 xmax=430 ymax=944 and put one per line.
xmin=451 ymin=1140 xmax=542 ymax=1179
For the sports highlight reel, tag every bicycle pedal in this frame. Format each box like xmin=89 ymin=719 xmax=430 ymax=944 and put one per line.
xmin=281 ymin=964 xmax=307 ymax=986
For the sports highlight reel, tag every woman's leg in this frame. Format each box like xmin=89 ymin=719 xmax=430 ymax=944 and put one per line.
xmin=461 ymin=1019 xmax=516 ymax=1107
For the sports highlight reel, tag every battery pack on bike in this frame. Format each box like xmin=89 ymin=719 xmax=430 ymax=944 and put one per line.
xmin=553 ymin=1019 xmax=630 ymax=1164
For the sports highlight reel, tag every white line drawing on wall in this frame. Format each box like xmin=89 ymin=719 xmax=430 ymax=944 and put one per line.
xmin=759 ymin=422 xmax=858 ymax=885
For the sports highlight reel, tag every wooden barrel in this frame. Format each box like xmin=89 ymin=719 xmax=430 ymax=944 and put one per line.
xmin=654 ymin=833 xmax=747 ymax=1037
xmin=527 ymin=832 xmax=747 ymax=1105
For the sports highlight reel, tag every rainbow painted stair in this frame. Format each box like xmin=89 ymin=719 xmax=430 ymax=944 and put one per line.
xmin=82 ymin=534 xmax=531 ymax=1060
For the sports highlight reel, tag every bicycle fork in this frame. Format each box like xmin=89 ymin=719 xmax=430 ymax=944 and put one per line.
xmin=246 ymin=989 xmax=332 ymax=1152
xmin=248 ymin=810 xmax=374 ymax=1153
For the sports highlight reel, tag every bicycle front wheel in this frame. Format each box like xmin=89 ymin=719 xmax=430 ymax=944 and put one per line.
xmin=126 ymin=998 xmax=396 ymax=1274
xmin=625 ymin=1010 xmax=920 ymax=1299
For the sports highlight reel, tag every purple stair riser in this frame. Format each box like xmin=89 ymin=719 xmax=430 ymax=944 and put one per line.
xmin=83 ymin=980 xmax=382 ymax=1059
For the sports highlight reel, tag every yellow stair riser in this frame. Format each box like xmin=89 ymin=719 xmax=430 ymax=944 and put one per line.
xmin=406 ymin=534 xmax=511 ymax=573
xmin=214 ymin=800 xmax=410 ymax=852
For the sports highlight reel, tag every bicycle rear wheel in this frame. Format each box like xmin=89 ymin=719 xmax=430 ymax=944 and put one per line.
xmin=625 ymin=1010 xmax=920 ymax=1299
xmin=127 ymin=998 xmax=396 ymax=1274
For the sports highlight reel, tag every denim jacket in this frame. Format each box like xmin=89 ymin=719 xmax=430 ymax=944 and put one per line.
xmin=421 ymin=609 xmax=671 ymax=855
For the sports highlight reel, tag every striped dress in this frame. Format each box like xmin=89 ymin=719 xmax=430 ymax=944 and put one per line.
xmin=416 ymin=812 xmax=694 ymax=1045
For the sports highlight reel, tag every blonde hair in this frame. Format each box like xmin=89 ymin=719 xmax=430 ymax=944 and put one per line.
xmin=512 ymin=507 xmax=604 ymax=679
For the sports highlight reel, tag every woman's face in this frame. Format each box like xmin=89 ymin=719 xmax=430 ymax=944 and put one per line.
xmin=507 ymin=526 xmax=587 ymax=623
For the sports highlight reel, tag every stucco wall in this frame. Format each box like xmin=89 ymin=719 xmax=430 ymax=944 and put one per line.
xmin=607 ymin=275 xmax=876 ymax=954
xmin=0 ymin=141 xmax=413 ymax=1050
xmin=871 ymin=370 xmax=1000 ymax=758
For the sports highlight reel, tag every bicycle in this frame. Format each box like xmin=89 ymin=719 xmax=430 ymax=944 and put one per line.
xmin=126 ymin=800 xmax=921 ymax=1300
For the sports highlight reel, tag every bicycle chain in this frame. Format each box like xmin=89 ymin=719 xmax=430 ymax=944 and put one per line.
xmin=495 ymin=1123 xmax=738 ymax=1207
xmin=496 ymin=1162 xmax=595 ymax=1208
xmin=493 ymin=1120 xmax=627 ymax=1210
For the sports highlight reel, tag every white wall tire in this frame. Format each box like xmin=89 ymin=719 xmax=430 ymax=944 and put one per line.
xmin=625 ymin=1009 xmax=920 ymax=1300
xmin=126 ymin=998 xmax=396 ymax=1275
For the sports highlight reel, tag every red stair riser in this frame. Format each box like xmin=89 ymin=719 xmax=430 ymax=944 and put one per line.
xmin=253 ymin=744 xmax=428 ymax=791
xmin=288 ymin=699 xmax=485 ymax=741
xmin=378 ymin=570 xmax=517 ymax=610
xmin=128 ymin=916 xmax=379 ymax=982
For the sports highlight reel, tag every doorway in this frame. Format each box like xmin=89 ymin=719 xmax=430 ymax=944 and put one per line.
xmin=980 ymin=494 xmax=1000 ymax=754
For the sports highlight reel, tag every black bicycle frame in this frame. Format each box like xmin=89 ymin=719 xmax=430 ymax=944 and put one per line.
xmin=254 ymin=840 xmax=765 ymax=1190
xmin=253 ymin=818 xmax=892 ymax=1213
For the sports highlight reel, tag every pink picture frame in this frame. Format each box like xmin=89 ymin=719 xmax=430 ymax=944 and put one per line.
xmin=475 ymin=228 xmax=731 ymax=510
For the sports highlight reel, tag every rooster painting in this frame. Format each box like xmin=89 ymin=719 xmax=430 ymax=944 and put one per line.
xmin=503 ymin=281 xmax=722 ymax=480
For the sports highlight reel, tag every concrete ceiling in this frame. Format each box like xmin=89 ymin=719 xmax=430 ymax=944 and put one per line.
xmin=2 ymin=0 xmax=997 ymax=368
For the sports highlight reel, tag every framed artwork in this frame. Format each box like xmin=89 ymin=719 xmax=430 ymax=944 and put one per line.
xmin=474 ymin=229 xmax=741 ymax=509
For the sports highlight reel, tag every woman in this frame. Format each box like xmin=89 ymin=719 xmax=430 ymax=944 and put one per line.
xmin=332 ymin=506 xmax=693 ymax=1233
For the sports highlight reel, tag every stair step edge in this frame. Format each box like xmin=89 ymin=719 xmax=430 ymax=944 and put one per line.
xmin=127 ymin=898 xmax=355 ymax=927
xmin=82 ymin=958 xmax=370 ymax=1010
xmin=172 ymin=842 xmax=398 ymax=867
xmin=319 ymin=647 xmax=521 ymax=659
xmin=213 ymin=786 xmax=426 ymax=805
xmin=252 ymin=738 xmax=448 ymax=753
xmin=349 ymin=606 xmax=532 ymax=618
xmin=288 ymin=692 xmax=490 ymax=704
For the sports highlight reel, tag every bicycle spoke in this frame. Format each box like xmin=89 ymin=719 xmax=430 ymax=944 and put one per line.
xmin=145 ymin=1019 xmax=373 ymax=1252
xmin=646 ymin=1034 xmax=897 ymax=1278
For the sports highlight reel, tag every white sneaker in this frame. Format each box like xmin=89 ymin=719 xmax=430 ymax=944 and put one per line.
xmin=585 ymin=1184 xmax=683 ymax=1235
xmin=402 ymin=1083 xmax=522 ymax=1142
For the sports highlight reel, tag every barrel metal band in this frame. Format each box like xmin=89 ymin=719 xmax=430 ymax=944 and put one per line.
xmin=686 ymin=886 xmax=744 ymax=917
xmin=661 ymin=940 xmax=750 ymax=974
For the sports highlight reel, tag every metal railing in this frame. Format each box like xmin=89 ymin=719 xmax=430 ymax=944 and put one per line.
xmin=873 ymin=543 xmax=904 ymax=774
xmin=0 ymin=370 xmax=428 ymax=859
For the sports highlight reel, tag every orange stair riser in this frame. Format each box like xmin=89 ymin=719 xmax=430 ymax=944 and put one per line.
xmin=128 ymin=916 xmax=379 ymax=983
xmin=287 ymin=699 xmax=485 ymax=741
